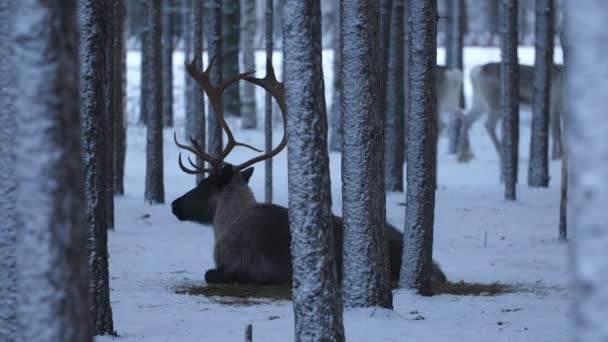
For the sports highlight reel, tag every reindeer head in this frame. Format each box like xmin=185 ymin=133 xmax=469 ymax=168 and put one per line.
xmin=171 ymin=54 xmax=286 ymax=224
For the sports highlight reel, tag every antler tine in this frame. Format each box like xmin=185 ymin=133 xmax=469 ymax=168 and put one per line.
xmin=178 ymin=153 xmax=212 ymax=174
xmin=174 ymin=132 xmax=217 ymax=168
xmin=235 ymin=60 xmax=288 ymax=171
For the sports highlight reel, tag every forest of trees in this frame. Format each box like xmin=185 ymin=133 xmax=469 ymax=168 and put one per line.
xmin=0 ymin=0 xmax=605 ymax=341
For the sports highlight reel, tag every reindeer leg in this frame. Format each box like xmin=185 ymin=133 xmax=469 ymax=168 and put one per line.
xmin=485 ymin=112 xmax=501 ymax=158
xmin=551 ymin=108 xmax=563 ymax=160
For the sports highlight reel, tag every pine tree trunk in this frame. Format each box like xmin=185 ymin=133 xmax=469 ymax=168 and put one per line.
xmin=500 ymin=0 xmax=519 ymax=200
xmin=445 ymin=0 xmax=465 ymax=154
xmin=113 ymin=0 xmax=127 ymax=196
xmin=284 ymin=0 xmax=345 ymax=340
xmin=241 ymin=0 xmax=257 ymax=128
xmin=206 ymin=0 xmax=223 ymax=155
xmin=558 ymin=22 xmax=567 ymax=241
xmin=566 ymin=1 xmax=608 ymax=339
xmin=139 ymin=0 xmax=149 ymax=125
xmin=14 ymin=1 xmax=91 ymax=340
xmin=403 ymin=3 xmax=410 ymax=155
xmin=384 ymin=0 xmax=405 ymax=192
xmin=342 ymin=0 xmax=393 ymax=308
xmin=191 ymin=1 xmax=206 ymax=184
xmin=183 ymin=0 xmax=194 ymax=139
xmin=144 ymin=0 xmax=165 ymax=204
xmin=103 ymin=1 xmax=115 ymax=230
xmin=329 ymin=0 xmax=342 ymax=152
xmin=528 ymin=0 xmax=553 ymax=187
xmin=264 ymin=0 xmax=274 ymax=204
xmin=400 ymin=0 xmax=437 ymax=296
xmin=0 ymin=1 xmax=16 ymax=340
xmin=222 ymin=0 xmax=240 ymax=117
xmin=162 ymin=0 xmax=174 ymax=128
xmin=79 ymin=0 xmax=114 ymax=334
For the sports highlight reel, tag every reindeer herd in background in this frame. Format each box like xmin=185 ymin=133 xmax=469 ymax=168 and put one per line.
xmin=170 ymin=55 xmax=562 ymax=287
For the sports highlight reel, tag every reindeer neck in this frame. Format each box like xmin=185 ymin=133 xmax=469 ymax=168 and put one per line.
xmin=212 ymin=182 xmax=257 ymax=238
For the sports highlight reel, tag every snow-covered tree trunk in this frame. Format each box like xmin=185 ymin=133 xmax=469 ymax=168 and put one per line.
xmin=79 ymin=0 xmax=114 ymax=334
xmin=206 ymin=0 xmax=223 ymax=155
xmin=144 ymin=0 xmax=165 ymax=204
xmin=222 ymin=0 xmax=240 ymax=118
xmin=566 ymin=1 xmax=608 ymax=339
xmin=329 ymin=0 xmax=342 ymax=152
xmin=445 ymin=0 xmax=465 ymax=155
xmin=241 ymin=0 xmax=257 ymax=129
xmin=14 ymin=1 xmax=91 ymax=340
xmin=0 ymin=1 xmax=16 ymax=340
xmin=191 ymin=0 xmax=206 ymax=184
xmin=113 ymin=0 xmax=127 ymax=196
xmin=528 ymin=0 xmax=553 ymax=187
xmin=384 ymin=0 xmax=405 ymax=193
xmin=284 ymin=0 xmax=345 ymax=340
xmin=500 ymin=0 xmax=519 ymax=200
xmin=162 ymin=0 xmax=174 ymax=128
xmin=264 ymin=0 xmax=274 ymax=203
xmin=342 ymin=0 xmax=393 ymax=308
xmin=400 ymin=0 xmax=437 ymax=296
xmin=139 ymin=0 xmax=149 ymax=125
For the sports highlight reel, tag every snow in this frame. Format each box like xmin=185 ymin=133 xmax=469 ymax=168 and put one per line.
xmin=97 ymin=46 xmax=567 ymax=341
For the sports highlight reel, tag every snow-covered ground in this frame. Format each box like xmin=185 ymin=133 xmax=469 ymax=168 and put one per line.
xmin=98 ymin=47 xmax=568 ymax=342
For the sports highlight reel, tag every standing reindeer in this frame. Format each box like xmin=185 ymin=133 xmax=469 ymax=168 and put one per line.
xmin=458 ymin=62 xmax=563 ymax=161
xmin=171 ymin=56 xmax=447 ymax=286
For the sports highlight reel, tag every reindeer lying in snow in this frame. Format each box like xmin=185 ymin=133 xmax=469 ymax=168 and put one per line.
xmin=171 ymin=57 xmax=447 ymax=286
xmin=458 ymin=62 xmax=563 ymax=161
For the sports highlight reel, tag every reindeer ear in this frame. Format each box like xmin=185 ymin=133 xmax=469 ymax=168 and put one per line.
xmin=216 ymin=164 xmax=234 ymax=188
xmin=240 ymin=168 xmax=254 ymax=183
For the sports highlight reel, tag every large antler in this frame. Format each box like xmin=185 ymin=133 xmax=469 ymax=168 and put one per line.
xmin=175 ymin=54 xmax=287 ymax=174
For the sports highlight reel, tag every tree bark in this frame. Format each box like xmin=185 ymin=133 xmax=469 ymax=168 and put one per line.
xmin=500 ymin=0 xmax=519 ymax=200
xmin=14 ymin=1 xmax=91 ymax=340
xmin=342 ymin=0 xmax=393 ymax=308
xmin=162 ymin=0 xmax=174 ymax=128
xmin=183 ymin=0 xmax=194 ymax=139
xmin=558 ymin=25 xmax=567 ymax=241
xmin=0 ymin=1 xmax=16 ymax=340
xmin=113 ymin=0 xmax=127 ymax=196
xmin=565 ymin=1 xmax=608 ymax=339
xmin=528 ymin=0 xmax=553 ymax=187
xmin=400 ymin=0 xmax=437 ymax=296
xmin=264 ymin=0 xmax=274 ymax=203
xmin=103 ymin=0 xmax=115 ymax=230
xmin=222 ymin=0 xmax=240 ymax=117
xmin=79 ymin=0 xmax=115 ymax=334
xmin=329 ymin=0 xmax=342 ymax=152
xmin=284 ymin=0 xmax=345 ymax=340
xmin=206 ymin=0 xmax=223 ymax=155
xmin=139 ymin=0 xmax=149 ymax=125
xmin=241 ymin=0 xmax=257 ymax=129
xmin=144 ymin=0 xmax=165 ymax=204
xmin=384 ymin=0 xmax=405 ymax=192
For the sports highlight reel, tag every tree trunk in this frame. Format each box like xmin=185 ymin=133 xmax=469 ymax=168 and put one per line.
xmin=144 ymin=0 xmax=165 ymax=204
xmin=384 ymin=0 xmax=405 ymax=192
xmin=445 ymin=0 xmax=465 ymax=155
xmin=500 ymin=0 xmax=519 ymax=200
xmin=264 ymin=0 xmax=274 ymax=204
xmin=206 ymin=0 xmax=223 ymax=155
xmin=284 ymin=0 xmax=345 ymax=340
xmin=342 ymin=0 xmax=393 ymax=308
xmin=565 ymin=1 xmax=608 ymax=339
xmin=400 ymin=0 xmax=437 ymax=296
xmin=14 ymin=1 xmax=91 ymax=340
xmin=113 ymin=0 xmax=127 ymax=196
xmin=103 ymin=1 xmax=115 ymax=230
xmin=329 ymin=0 xmax=342 ymax=152
xmin=139 ymin=0 xmax=149 ymax=125
xmin=183 ymin=0 xmax=194 ymax=139
xmin=191 ymin=0 xmax=206 ymax=184
xmin=528 ymin=0 xmax=553 ymax=187
xmin=222 ymin=0 xmax=240 ymax=117
xmin=0 ymin=1 xmax=16 ymax=340
xmin=162 ymin=0 xmax=174 ymax=128
xmin=79 ymin=0 xmax=115 ymax=334
xmin=403 ymin=2 xmax=410 ymax=155
xmin=241 ymin=0 xmax=257 ymax=129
